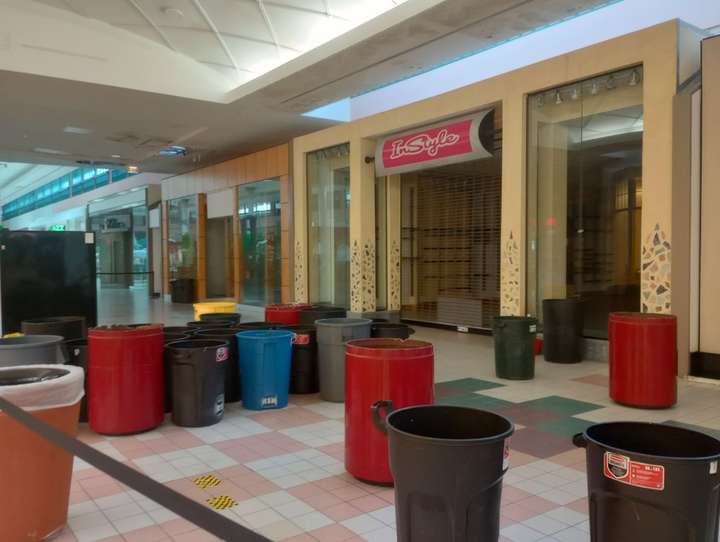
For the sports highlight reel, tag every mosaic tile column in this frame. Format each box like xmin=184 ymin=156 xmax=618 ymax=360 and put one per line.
xmin=349 ymin=138 xmax=377 ymax=314
xmin=641 ymin=224 xmax=671 ymax=313
xmin=501 ymin=231 xmax=521 ymax=315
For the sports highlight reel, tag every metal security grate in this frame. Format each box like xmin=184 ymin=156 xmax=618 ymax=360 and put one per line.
xmin=400 ymin=151 xmax=502 ymax=330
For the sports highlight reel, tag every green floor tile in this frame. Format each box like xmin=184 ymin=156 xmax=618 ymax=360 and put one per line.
xmin=435 ymin=378 xmax=505 ymax=393
xmin=436 ymin=393 xmax=511 ymax=410
xmin=520 ymin=395 xmax=602 ymax=416
xmin=534 ymin=417 xmax=593 ymax=438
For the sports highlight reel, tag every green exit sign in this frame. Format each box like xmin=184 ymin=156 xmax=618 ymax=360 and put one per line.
xmin=48 ymin=224 xmax=66 ymax=231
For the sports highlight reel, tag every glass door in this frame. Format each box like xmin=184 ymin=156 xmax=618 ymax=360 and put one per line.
xmin=238 ymin=179 xmax=282 ymax=306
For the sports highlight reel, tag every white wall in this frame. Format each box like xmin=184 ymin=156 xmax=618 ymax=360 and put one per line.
xmin=351 ymin=0 xmax=720 ymax=119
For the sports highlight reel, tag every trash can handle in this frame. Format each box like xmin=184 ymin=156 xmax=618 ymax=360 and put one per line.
xmin=572 ymin=433 xmax=587 ymax=448
xmin=408 ymin=327 xmax=416 ymax=336
xmin=371 ymin=400 xmax=395 ymax=435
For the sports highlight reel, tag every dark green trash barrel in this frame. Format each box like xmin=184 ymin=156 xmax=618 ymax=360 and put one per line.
xmin=493 ymin=316 xmax=537 ymax=380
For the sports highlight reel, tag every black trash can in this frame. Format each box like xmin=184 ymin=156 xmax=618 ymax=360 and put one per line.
xmin=186 ymin=320 xmax=234 ymax=329
xmin=542 ymin=298 xmax=583 ymax=363
xmin=574 ymin=422 xmax=720 ymax=542
xmin=200 ymin=312 xmax=241 ymax=325
xmin=164 ymin=339 xmax=228 ymax=427
xmin=22 ymin=316 xmax=86 ymax=341
xmin=164 ymin=326 xmax=195 ymax=335
xmin=493 ymin=316 xmax=537 ymax=380
xmin=298 ymin=306 xmax=346 ymax=325
xmin=373 ymin=404 xmax=513 ymax=541
xmin=170 ymin=278 xmax=196 ymax=303
xmin=371 ymin=323 xmax=415 ymax=339
xmin=194 ymin=328 xmax=242 ymax=403
xmin=63 ymin=338 xmax=89 ymax=422
xmin=164 ymin=333 xmax=192 ymax=345
xmin=286 ymin=325 xmax=319 ymax=394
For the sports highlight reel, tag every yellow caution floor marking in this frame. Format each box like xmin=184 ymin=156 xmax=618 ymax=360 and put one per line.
xmin=207 ymin=495 xmax=237 ymax=510
xmin=193 ymin=474 xmax=222 ymax=489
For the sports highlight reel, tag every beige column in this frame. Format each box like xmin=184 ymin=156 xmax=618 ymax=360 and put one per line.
xmin=637 ymin=36 xmax=678 ymax=315
xmin=292 ymin=148 xmax=308 ymax=303
xmin=500 ymin=95 xmax=525 ymax=315
xmin=349 ymin=138 xmax=377 ymax=314
xmin=196 ymin=193 xmax=207 ymax=300
xmin=699 ymin=36 xmax=720 ymax=357
xmin=386 ymin=174 xmax=402 ymax=311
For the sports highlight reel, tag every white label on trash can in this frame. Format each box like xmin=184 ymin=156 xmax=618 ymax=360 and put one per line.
xmin=216 ymin=347 xmax=229 ymax=363
xmin=261 ymin=396 xmax=278 ymax=407
xmin=215 ymin=394 xmax=225 ymax=416
xmin=604 ymin=452 xmax=665 ymax=491
xmin=502 ymin=439 xmax=510 ymax=470
xmin=529 ymin=325 xmax=537 ymax=333
xmin=711 ymin=461 xmax=718 ymax=475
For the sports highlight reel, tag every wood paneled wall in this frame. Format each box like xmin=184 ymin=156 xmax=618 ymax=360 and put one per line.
xmin=162 ymin=144 xmax=291 ymax=303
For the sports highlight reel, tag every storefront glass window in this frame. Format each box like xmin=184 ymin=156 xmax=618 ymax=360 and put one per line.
xmin=527 ymin=66 xmax=644 ymax=338
xmin=307 ymin=144 xmax=351 ymax=308
xmin=167 ymin=196 xmax=198 ymax=280
xmin=238 ymin=179 xmax=282 ymax=306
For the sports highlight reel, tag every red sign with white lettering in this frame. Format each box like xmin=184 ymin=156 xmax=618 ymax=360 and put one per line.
xmin=375 ymin=110 xmax=494 ymax=176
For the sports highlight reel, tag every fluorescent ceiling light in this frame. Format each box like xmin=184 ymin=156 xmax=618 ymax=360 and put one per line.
xmin=33 ymin=147 xmax=69 ymax=155
xmin=63 ymin=126 xmax=93 ymax=135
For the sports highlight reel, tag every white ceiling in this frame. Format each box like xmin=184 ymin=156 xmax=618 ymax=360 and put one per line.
xmin=0 ymin=0 xmax=615 ymax=204
xmin=31 ymin=0 xmax=410 ymax=86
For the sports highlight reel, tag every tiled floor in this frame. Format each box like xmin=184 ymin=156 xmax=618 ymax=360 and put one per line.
xmin=48 ymin=295 xmax=720 ymax=542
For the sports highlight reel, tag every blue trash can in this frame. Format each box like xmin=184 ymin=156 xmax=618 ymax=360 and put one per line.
xmin=236 ymin=330 xmax=293 ymax=410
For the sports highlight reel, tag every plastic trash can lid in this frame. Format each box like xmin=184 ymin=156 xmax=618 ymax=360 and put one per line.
xmin=0 ymin=364 xmax=84 ymax=411
xmin=165 ymin=339 xmax=229 ymax=350
xmin=236 ymin=330 xmax=295 ymax=340
xmin=0 ymin=335 xmax=64 ymax=348
xmin=315 ymin=318 xmax=372 ymax=327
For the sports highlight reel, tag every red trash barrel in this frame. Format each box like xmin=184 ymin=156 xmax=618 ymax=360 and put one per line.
xmin=265 ymin=304 xmax=313 ymax=325
xmin=88 ymin=324 xmax=164 ymax=434
xmin=609 ymin=312 xmax=677 ymax=408
xmin=345 ymin=339 xmax=434 ymax=484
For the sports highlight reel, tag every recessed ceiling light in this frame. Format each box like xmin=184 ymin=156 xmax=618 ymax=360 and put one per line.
xmin=158 ymin=145 xmax=188 ymax=157
xmin=63 ymin=126 xmax=93 ymax=135
xmin=34 ymin=147 xmax=69 ymax=155
xmin=162 ymin=7 xmax=184 ymax=18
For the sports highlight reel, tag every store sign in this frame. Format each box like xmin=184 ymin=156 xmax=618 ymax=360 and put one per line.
xmin=374 ymin=110 xmax=494 ymax=176
xmin=48 ymin=224 xmax=66 ymax=231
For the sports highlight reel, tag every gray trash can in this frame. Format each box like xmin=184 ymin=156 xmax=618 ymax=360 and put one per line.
xmin=0 ymin=335 xmax=64 ymax=367
xmin=316 ymin=318 xmax=371 ymax=402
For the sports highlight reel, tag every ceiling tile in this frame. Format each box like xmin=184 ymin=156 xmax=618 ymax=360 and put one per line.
xmin=162 ymin=27 xmax=231 ymax=65
xmin=136 ymin=0 xmax=210 ymax=30
xmin=265 ymin=0 xmax=327 ymax=14
xmin=201 ymin=0 xmax=272 ymax=42
xmin=222 ymin=36 xmax=284 ymax=72
xmin=113 ymin=24 xmax=169 ymax=47
xmin=328 ymin=0 xmax=398 ymax=21
xmin=66 ymin=0 xmax=148 ymax=26
xmin=264 ymin=5 xmax=347 ymax=51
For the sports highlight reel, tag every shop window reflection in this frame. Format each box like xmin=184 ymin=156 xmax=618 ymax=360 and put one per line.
xmin=238 ymin=179 xmax=282 ymax=306
xmin=167 ymin=196 xmax=198 ymax=282
xmin=307 ymin=144 xmax=351 ymax=309
xmin=526 ymin=66 xmax=644 ymax=339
